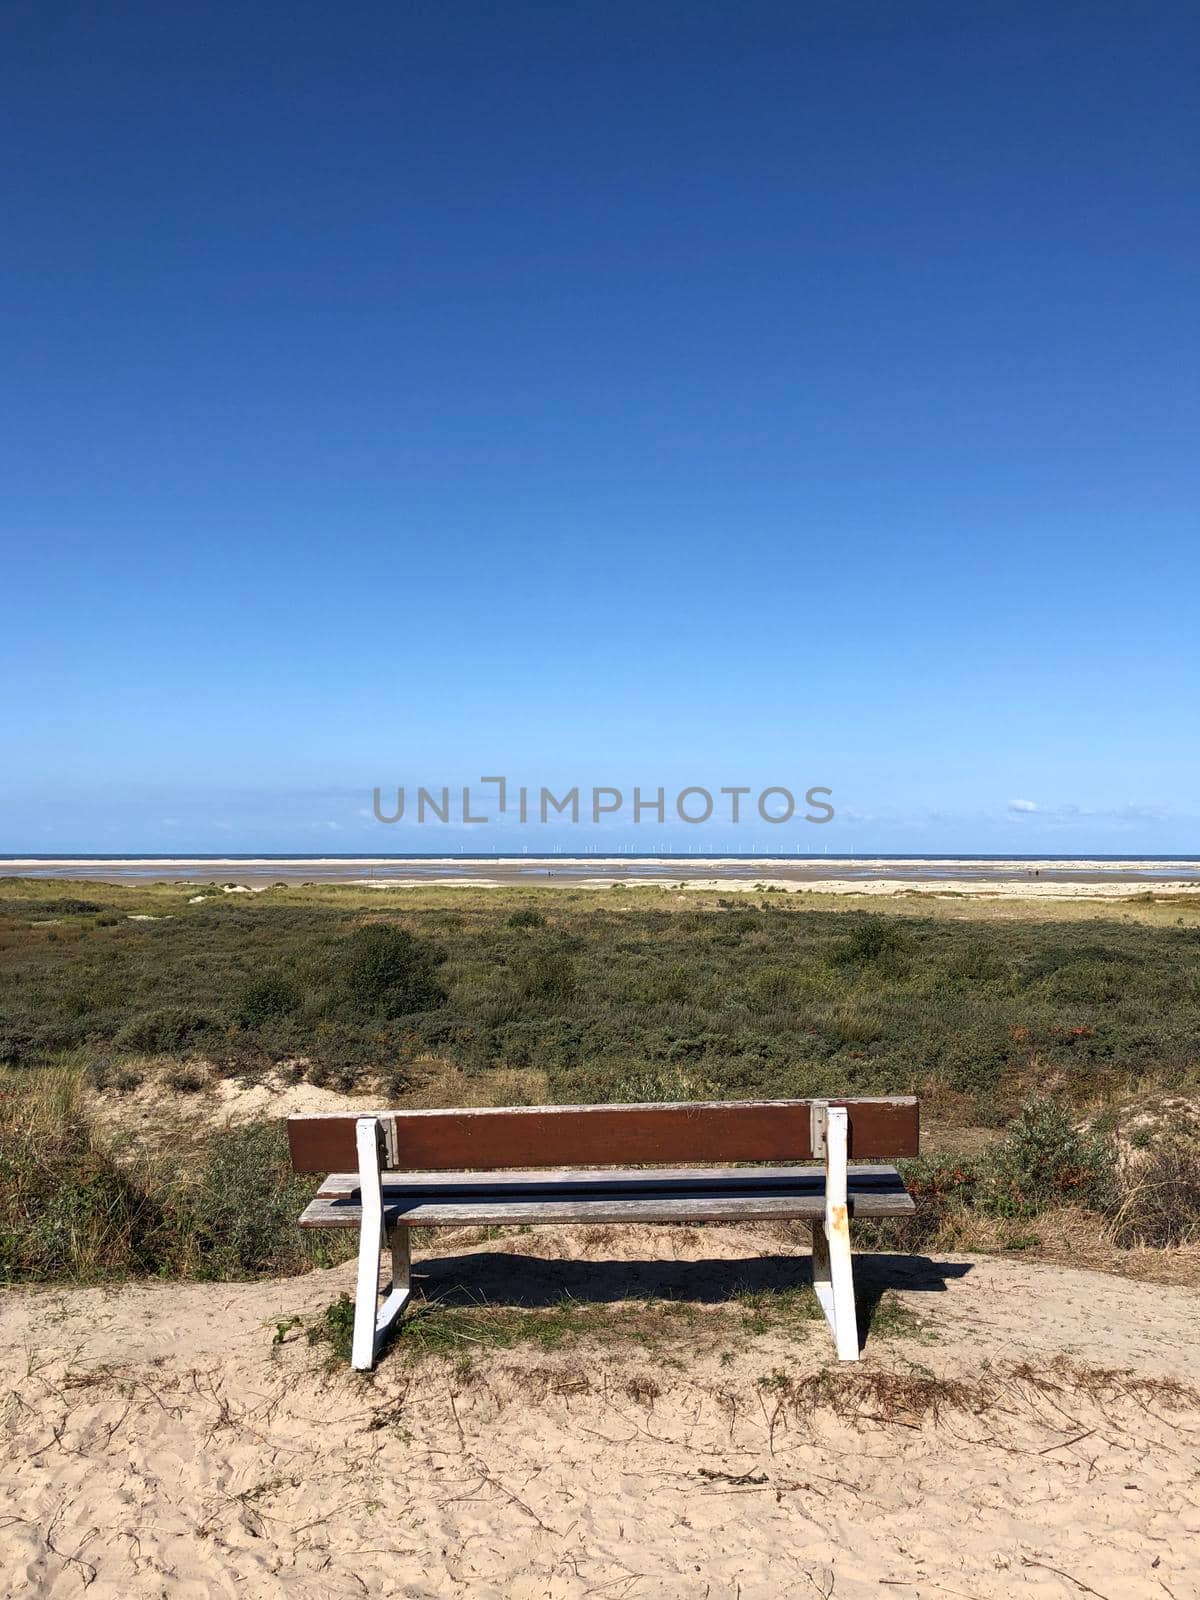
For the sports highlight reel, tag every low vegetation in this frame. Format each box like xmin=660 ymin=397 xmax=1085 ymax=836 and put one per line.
xmin=2 ymin=1059 xmax=1193 ymax=1300
xmin=302 ymin=1283 xmax=923 ymax=1372
xmin=2 ymin=879 xmax=1198 ymax=1126
xmin=859 ymin=1099 xmax=1112 ymax=1249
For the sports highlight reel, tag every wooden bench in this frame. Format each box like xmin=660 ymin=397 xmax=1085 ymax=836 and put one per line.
xmin=288 ymin=1095 xmax=919 ymax=1370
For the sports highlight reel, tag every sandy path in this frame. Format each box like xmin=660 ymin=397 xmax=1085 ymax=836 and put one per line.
xmin=2 ymin=1229 xmax=1198 ymax=1599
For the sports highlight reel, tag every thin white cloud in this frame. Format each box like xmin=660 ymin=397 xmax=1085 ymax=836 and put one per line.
xmin=1113 ymin=802 xmax=1168 ymax=824
xmin=1004 ymin=798 xmax=1174 ymax=829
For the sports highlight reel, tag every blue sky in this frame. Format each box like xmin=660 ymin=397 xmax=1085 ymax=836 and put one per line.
xmin=2 ymin=1 xmax=1197 ymax=854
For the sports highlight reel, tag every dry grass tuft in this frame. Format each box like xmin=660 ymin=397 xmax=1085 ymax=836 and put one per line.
xmin=757 ymin=1355 xmax=1200 ymax=1439
xmin=624 ymin=1374 xmax=662 ymax=1406
xmin=1107 ymin=1134 xmax=1200 ymax=1248
xmin=1010 ymin=1354 xmax=1198 ymax=1411
xmin=760 ymin=1367 xmax=979 ymax=1428
xmin=502 ymin=1364 xmax=593 ymax=1401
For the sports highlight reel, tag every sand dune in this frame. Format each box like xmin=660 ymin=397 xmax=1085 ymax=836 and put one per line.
xmin=2 ymin=1227 xmax=1198 ymax=1598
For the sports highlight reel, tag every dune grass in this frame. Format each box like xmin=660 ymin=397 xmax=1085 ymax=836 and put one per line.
xmin=0 ymin=1065 xmax=351 ymax=1284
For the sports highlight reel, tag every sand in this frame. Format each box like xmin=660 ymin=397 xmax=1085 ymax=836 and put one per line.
xmin=6 ymin=856 xmax=1200 ymax=899
xmin=3 ymin=1226 xmax=1199 ymax=1599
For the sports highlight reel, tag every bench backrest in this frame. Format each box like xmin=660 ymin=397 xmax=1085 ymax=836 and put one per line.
xmin=287 ymin=1096 xmax=919 ymax=1172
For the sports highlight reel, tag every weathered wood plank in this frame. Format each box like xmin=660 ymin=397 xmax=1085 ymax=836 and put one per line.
xmin=298 ymin=1193 xmax=915 ymax=1227
xmin=297 ymin=1175 xmax=916 ymax=1229
xmin=287 ymin=1097 xmax=919 ymax=1172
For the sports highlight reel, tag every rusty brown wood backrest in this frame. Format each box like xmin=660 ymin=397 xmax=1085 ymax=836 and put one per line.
xmin=287 ymin=1097 xmax=919 ymax=1173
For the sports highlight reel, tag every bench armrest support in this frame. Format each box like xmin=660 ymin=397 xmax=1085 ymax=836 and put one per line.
xmin=811 ymin=1104 xmax=860 ymax=1360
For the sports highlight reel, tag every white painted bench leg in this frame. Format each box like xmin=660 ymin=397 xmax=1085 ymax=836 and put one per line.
xmin=811 ymin=1207 xmax=831 ymax=1302
xmin=350 ymin=1116 xmax=412 ymax=1370
xmin=390 ymin=1222 xmax=411 ymax=1302
xmin=812 ymin=1105 xmax=860 ymax=1361
xmin=374 ymin=1223 xmax=411 ymax=1337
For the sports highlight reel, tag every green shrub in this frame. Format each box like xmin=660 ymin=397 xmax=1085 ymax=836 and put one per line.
xmin=945 ymin=940 xmax=1010 ymax=984
xmin=744 ymin=964 xmax=801 ymax=1005
xmin=164 ymin=1063 xmax=207 ymax=1092
xmin=236 ymin=973 xmax=301 ymax=1027
xmin=870 ymin=1114 xmax=1125 ymax=1249
xmin=307 ymin=1292 xmax=356 ymax=1365
xmin=0 ymin=1069 xmax=349 ymax=1283
xmin=828 ymin=915 xmax=908 ymax=970
xmin=87 ymin=1055 xmax=115 ymax=1090
xmin=339 ymin=925 xmax=446 ymax=1018
xmin=87 ymin=1053 xmax=146 ymax=1092
xmin=117 ymin=1007 xmax=218 ymax=1053
xmin=1039 ymin=958 xmax=1137 ymax=1005
xmin=184 ymin=1120 xmax=330 ymax=1279
xmin=507 ymin=908 xmax=546 ymax=930
xmin=303 ymin=1016 xmax=428 ymax=1089
xmin=978 ymin=1100 xmax=1116 ymax=1217
xmin=512 ymin=949 xmax=576 ymax=1003
xmin=0 ymin=1029 xmax=35 ymax=1067
xmin=874 ymin=1156 xmax=981 ymax=1247
xmin=712 ymin=910 xmax=759 ymax=941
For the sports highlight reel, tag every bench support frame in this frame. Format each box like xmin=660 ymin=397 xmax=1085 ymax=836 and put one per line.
xmin=810 ymin=1104 xmax=860 ymax=1360
xmin=351 ymin=1116 xmax=411 ymax=1371
xmin=346 ymin=1105 xmax=863 ymax=1370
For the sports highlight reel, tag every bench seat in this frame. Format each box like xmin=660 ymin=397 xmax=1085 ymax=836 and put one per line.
xmin=299 ymin=1163 xmax=915 ymax=1229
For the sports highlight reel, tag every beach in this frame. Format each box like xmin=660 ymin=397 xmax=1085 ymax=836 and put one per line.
xmin=6 ymin=855 xmax=1200 ymax=898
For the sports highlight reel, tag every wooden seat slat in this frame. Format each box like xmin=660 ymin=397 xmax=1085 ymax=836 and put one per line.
xmin=298 ymin=1168 xmax=915 ymax=1229
xmin=299 ymin=1194 xmax=914 ymax=1228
